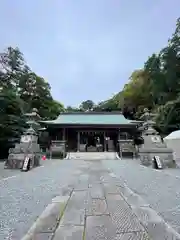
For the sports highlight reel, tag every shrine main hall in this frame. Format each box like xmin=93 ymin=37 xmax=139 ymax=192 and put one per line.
xmin=40 ymin=111 xmax=140 ymax=152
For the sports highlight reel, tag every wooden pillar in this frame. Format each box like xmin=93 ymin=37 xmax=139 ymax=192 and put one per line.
xmin=104 ymin=131 xmax=106 ymax=152
xmin=77 ymin=131 xmax=80 ymax=152
xmin=62 ymin=128 xmax=65 ymax=141
xmin=118 ymin=129 xmax=122 ymax=159
xmin=118 ymin=129 xmax=120 ymax=141
xmin=62 ymin=128 xmax=66 ymax=157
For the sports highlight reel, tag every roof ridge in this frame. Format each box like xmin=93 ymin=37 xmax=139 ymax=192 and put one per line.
xmin=59 ymin=111 xmax=123 ymax=115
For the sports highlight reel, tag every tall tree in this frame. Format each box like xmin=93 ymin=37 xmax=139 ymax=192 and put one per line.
xmin=144 ymin=53 xmax=165 ymax=105
xmin=0 ymin=46 xmax=65 ymax=158
xmin=0 ymin=47 xmax=26 ymax=91
xmin=79 ymin=100 xmax=94 ymax=111
xmin=0 ymin=90 xmax=27 ymax=158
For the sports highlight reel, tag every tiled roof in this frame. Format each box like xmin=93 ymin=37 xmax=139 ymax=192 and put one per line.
xmin=40 ymin=112 xmax=134 ymax=125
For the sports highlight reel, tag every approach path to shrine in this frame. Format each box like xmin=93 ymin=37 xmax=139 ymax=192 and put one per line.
xmin=0 ymin=159 xmax=180 ymax=239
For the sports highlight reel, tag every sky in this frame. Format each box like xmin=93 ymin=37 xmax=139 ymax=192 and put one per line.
xmin=0 ymin=0 xmax=180 ymax=107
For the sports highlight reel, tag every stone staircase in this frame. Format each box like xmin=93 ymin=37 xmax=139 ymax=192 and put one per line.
xmin=67 ymin=152 xmax=118 ymax=160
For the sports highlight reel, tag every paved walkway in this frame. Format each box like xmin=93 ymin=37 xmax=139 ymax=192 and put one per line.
xmin=103 ymin=159 xmax=180 ymax=234
xmin=1 ymin=159 xmax=180 ymax=239
xmin=22 ymin=160 xmax=180 ymax=240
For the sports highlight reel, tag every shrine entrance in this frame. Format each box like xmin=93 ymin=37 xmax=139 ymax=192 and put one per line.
xmin=79 ymin=131 xmax=104 ymax=152
xmin=77 ymin=130 xmax=118 ymax=152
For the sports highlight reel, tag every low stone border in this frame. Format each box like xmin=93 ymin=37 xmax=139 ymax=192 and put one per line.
xmin=21 ymin=195 xmax=71 ymax=240
xmin=110 ymin=172 xmax=180 ymax=240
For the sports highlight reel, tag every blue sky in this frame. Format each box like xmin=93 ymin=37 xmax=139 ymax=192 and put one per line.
xmin=0 ymin=1 xmax=180 ymax=107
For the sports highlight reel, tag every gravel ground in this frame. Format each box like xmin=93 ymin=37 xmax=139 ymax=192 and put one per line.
xmin=0 ymin=161 xmax=19 ymax=180
xmin=0 ymin=159 xmax=59 ymax=180
xmin=103 ymin=159 xmax=180 ymax=234
xmin=0 ymin=160 xmax=82 ymax=240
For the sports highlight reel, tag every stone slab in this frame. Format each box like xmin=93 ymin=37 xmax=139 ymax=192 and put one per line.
xmin=53 ymin=225 xmax=84 ymax=240
xmin=85 ymin=215 xmax=117 ymax=240
xmin=119 ymin=185 xmax=150 ymax=207
xmin=21 ymin=201 xmax=68 ymax=240
xmin=106 ymin=194 xmax=145 ymax=233
xmin=104 ymin=181 xmax=149 ymax=208
xmin=86 ymin=198 xmax=109 ymax=216
xmin=74 ymin=181 xmax=89 ymax=191
xmin=52 ymin=195 xmax=70 ymax=203
xmin=60 ymin=190 xmax=88 ymax=226
xmin=78 ymin=174 xmax=89 ymax=182
xmin=115 ymin=231 xmax=150 ymax=240
xmin=104 ymin=183 xmax=123 ymax=195
xmin=132 ymin=206 xmax=180 ymax=240
xmin=61 ymin=208 xmax=85 ymax=226
xmin=22 ymin=232 xmax=54 ymax=240
xmin=100 ymin=173 xmax=123 ymax=185
xmin=26 ymin=202 xmax=62 ymax=233
xmin=88 ymin=183 xmax=105 ymax=199
xmin=88 ymin=174 xmax=102 ymax=184
xmin=58 ymin=185 xmax=74 ymax=196
xmin=21 ymin=195 xmax=70 ymax=240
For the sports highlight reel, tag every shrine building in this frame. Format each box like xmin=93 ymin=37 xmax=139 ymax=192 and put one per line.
xmin=40 ymin=111 xmax=141 ymax=152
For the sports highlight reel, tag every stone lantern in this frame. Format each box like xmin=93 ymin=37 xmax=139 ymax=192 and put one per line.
xmin=138 ymin=108 xmax=176 ymax=168
xmin=24 ymin=108 xmax=41 ymax=131
xmin=5 ymin=127 xmax=41 ymax=170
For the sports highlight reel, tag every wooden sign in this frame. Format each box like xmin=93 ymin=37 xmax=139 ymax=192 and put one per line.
xmin=153 ymin=156 xmax=162 ymax=169
xmin=22 ymin=156 xmax=30 ymax=171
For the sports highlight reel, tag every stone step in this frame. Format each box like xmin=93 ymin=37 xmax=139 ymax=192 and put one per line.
xmin=68 ymin=152 xmax=117 ymax=160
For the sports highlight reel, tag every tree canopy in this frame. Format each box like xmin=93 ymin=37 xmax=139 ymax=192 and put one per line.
xmin=0 ymin=47 xmax=64 ymax=158
xmin=82 ymin=17 xmax=180 ymax=134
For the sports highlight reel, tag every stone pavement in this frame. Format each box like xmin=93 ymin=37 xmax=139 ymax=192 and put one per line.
xmin=22 ymin=160 xmax=180 ymax=240
xmin=103 ymin=159 xmax=180 ymax=234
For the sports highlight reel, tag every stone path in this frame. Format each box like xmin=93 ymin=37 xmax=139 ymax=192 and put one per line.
xmin=22 ymin=160 xmax=180 ymax=240
xmin=103 ymin=159 xmax=180 ymax=234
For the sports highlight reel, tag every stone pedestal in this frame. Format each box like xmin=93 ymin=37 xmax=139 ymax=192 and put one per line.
xmin=139 ymin=147 xmax=174 ymax=168
xmin=118 ymin=139 xmax=136 ymax=159
xmin=5 ymin=128 xmax=41 ymax=169
xmin=50 ymin=140 xmax=66 ymax=159
xmin=139 ymin=126 xmax=175 ymax=168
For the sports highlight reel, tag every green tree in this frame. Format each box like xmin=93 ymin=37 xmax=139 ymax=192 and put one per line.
xmin=0 ymin=47 xmax=26 ymax=91
xmin=0 ymin=90 xmax=27 ymax=158
xmin=155 ymin=97 xmax=180 ymax=134
xmin=0 ymin=46 xmax=65 ymax=158
xmin=79 ymin=100 xmax=94 ymax=111
xmin=144 ymin=53 xmax=165 ymax=105
xmin=66 ymin=106 xmax=82 ymax=112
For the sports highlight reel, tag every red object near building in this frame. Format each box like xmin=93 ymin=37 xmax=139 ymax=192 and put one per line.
xmin=42 ymin=155 xmax=46 ymax=161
